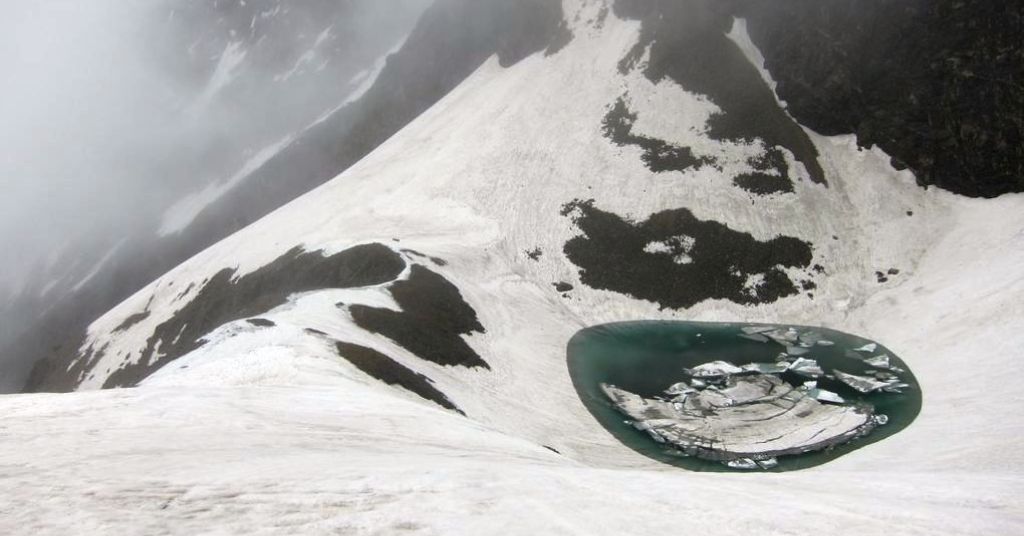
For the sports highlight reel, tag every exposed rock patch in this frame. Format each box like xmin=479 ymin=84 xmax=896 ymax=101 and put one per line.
xmin=334 ymin=341 xmax=463 ymax=414
xmin=113 ymin=311 xmax=151 ymax=333
xmin=561 ymin=199 xmax=813 ymax=308
xmin=602 ymin=97 xmax=713 ymax=173
xmin=350 ymin=265 xmax=488 ymax=369
xmin=733 ymin=148 xmax=793 ymax=195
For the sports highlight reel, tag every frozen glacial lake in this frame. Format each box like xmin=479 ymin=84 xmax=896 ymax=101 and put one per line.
xmin=567 ymin=321 xmax=922 ymax=471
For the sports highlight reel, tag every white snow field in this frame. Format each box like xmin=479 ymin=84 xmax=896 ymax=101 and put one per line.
xmin=2 ymin=2 xmax=1022 ymax=534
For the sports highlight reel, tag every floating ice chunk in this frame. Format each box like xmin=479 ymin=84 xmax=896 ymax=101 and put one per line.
xmin=798 ymin=330 xmax=823 ymax=344
xmin=741 ymin=326 xmax=776 ymax=334
xmin=756 ymin=457 xmax=779 ymax=469
xmin=663 ymin=383 xmax=688 ymax=395
xmin=834 ymin=370 xmax=891 ymax=393
xmin=810 ymin=388 xmax=845 ymax=404
xmin=686 ymin=361 xmax=743 ymax=378
xmin=765 ymin=328 xmax=800 ymax=344
xmin=875 ymin=414 xmax=889 ymax=425
xmin=881 ymin=383 xmax=910 ymax=393
xmin=788 ymin=357 xmax=824 ymax=378
xmin=802 ymin=380 xmax=818 ymax=389
xmin=665 ymin=382 xmax=694 ymax=396
xmin=741 ymin=362 xmax=789 ymax=374
xmin=726 ymin=458 xmax=759 ymax=470
xmin=864 ymin=354 xmax=891 ymax=369
xmin=739 ymin=333 xmax=770 ymax=343
xmin=646 ymin=429 xmax=667 ymax=443
xmin=816 ymin=340 xmax=835 ymax=346
xmin=786 ymin=346 xmax=810 ymax=356
xmin=854 ymin=343 xmax=878 ymax=353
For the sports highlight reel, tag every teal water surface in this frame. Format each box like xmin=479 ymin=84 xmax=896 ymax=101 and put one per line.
xmin=567 ymin=321 xmax=922 ymax=472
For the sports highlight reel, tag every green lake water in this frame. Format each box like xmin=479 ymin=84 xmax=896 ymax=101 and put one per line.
xmin=567 ymin=321 xmax=922 ymax=472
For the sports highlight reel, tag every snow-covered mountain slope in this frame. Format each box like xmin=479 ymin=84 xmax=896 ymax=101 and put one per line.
xmin=7 ymin=0 xmax=565 ymax=395
xmin=3 ymin=0 xmax=1022 ymax=533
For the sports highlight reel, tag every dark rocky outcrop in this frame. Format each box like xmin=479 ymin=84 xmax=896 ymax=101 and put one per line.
xmin=733 ymin=148 xmax=793 ymax=195
xmin=334 ymin=341 xmax=463 ymax=414
xmin=602 ymin=97 xmax=713 ymax=173
xmin=350 ymin=265 xmax=488 ymax=369
xmin=561 ymin=199 xmax=813 ymax=309
xmin=736 ymin=0 xmax=1023 ymax=197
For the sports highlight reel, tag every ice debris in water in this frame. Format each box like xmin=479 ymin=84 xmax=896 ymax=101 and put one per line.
xmin=665 ymin=382 xmax=695 ymax=396
xmin=864 ymin=354 xmax=891 ymax=369
xmin=789 ymin=357 xmax=824 ymax=378
xmin=833 ymin=370 xmax=901 ymax=393
xmin=741 ymin=362 xmax=790 ymax=374
xmin=765 ymin=328 xmax=800 ymax=345
xmin=601 ymin=370 xmax=878 ymax=470
xmin=685 ymin=361 xmax=743 ymax=378
xmin=727 ymin=458 xmax=779 ymax=470
xmin=798 ymin=330 xmax=823 ymax=345
xmin=809 ymin=388 xmax=845 ymax=404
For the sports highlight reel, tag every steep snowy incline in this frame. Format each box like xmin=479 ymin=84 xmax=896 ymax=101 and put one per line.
xmin=2 ymin=1 xmax=1022 ymax=533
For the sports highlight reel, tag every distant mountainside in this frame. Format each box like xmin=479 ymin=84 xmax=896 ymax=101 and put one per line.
xmin=12 ymin=0 xmax=1023 ymax=396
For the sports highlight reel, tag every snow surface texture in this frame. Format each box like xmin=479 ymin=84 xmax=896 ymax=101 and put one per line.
xmin=2 ymin=2 xmax=1022 ymax=533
